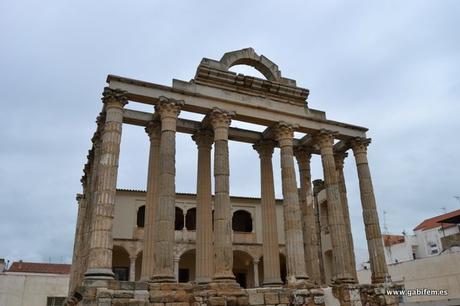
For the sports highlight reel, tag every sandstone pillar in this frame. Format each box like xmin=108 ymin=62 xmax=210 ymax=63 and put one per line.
xmin=316 ymin=130 xmax=354 ymax=283
xmin=294 ymin=147 xmax=321 ymax=285
xmin=141 ymin=121 xmax=161 ymax=280
xmin=152 ymin=97 xmax=183 ymax=283
xmin=351 ymin=138 xmax=390 ymax=283
xmin=334 ymin=152 xmax=358 ymax=281
xmin=253 ymin=259 xmax=260 ymax=288
xmin=209 ymin=108 xmax=235 ymax=282
xmin=274 ymin=122 xmax=309 ymax=285
xmin=85 ymin=88 xmax=127 ymax=279
xmin=129 ymin=256 xmax=136 ymax=281
xmin=192 ymin=129 xmax=214 ymax=284
xmin=253 ymin=140 xmax=282 ymax=286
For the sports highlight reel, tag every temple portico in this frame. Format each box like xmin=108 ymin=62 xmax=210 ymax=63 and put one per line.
xmin=67 ymin=48 xmax=396 ymax=306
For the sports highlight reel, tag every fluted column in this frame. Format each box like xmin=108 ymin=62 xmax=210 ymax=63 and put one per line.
xmin=316 ymin=130 xmax=354 ymax=283
xmin=334 ymin=152 xmax=358 ymax=282
xmin=151 ymin=97 xmax=183 ymax=283
xmin=294 ymin=147 xmax=321 ymax=285
xmin=85 ymin=88 xmax=127 ymax=279
xmin=253 ymin=140 xmax=282 ymax=286
xmin=209 ymin=108 xmax=235 ymax=282
xmin=351 ymin=138 xmax=390 ymax=284
xmin=141 ymin=121 xmax=161 ymax=280
xmin=274 ymin=122 xmax=309 ymax=286
xmin=192 ymin=129 xmax=214 ymax=284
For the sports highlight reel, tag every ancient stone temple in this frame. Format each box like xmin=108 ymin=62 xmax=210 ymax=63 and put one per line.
xmin=66 ymin=48 xmax=399 ymax=306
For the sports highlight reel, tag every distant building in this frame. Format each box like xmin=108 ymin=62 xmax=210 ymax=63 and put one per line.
xmin=0 ymin=261 xmax=70 ymax=306
xmin=358 ymin=209 xmax=460 ymax=304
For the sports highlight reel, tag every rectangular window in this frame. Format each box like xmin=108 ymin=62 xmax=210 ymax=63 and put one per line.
xmin=47 ymin=297 xmax=66 ymax=306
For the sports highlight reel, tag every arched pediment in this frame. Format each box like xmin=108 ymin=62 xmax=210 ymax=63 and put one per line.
xmin=219 ymin=48 xmax=282 ymax=81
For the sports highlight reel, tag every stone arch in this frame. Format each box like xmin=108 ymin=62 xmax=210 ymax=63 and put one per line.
xmin=112 ymin=245 xmax=130 ymax=281
xmin=219 ymin=48 xmax=281 ymax=81
xmin=185 ymin=207 xmax=196 ymax=230
xmin=232 ymin=210 xmax=253 ymax=232
xmin=175 ymin=207 xmax=184 ymax=230
xmin=178 ymin=249 xmax=195 ymax=283
xmin=136 ymin=205 xmax=145 ymax=228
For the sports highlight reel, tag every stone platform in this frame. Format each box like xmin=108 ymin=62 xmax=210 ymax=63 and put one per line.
xmin=65 ymin=280 xmax=399 ymax=306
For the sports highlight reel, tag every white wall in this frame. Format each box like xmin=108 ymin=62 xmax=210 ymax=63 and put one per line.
xmin=357 ymin=251 xmax=460 ymax=303
xmin=0 ymin=272 xmax=69 ymax=306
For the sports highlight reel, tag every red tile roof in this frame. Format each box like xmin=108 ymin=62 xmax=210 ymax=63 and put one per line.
xmin=413 ymin=209 xmax=460 ymax=231
xmin=383 ymin=234 xmax=405 ymax=247
xmin=7 ymin=261 xmax=71 ymax=274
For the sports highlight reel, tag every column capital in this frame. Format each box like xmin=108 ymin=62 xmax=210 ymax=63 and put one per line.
xmin=334 ymin=151 xmax=349 ymax=170
xmin=274 ymin=121 xmax=298 ymax=144
xmin=253 ymin=139 xmax=276 ymax=158
xmin=155 ymin=96 xmax=184 ymax=119
xmin=293 ymin=146 xmax=312 ymax=169
xmin=102 ymin=87 xmax=128 ymax=108
xmin=207 ymin=108 xmax=234 ymax=140
xmin=145 ymin=120 xmax=161 ymax=140
xmin=351 ymin=137 xmax=372 ymax=155
xmin=312 ymin=179 xmax=325 ymax=196
xmin=192 ymin=129 xmax=214 ymax=149
xmin=315 ymin=129 xmax=338 ymax=149
xmin=208 ymin=108 xmax=234 ymax=128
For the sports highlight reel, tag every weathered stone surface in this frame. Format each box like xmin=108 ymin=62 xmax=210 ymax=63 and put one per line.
xmin=208 ymin=296 xmax=226 ymax=306
xmin=264 ymin=292 xmax=279 ymax=304
xmin=247 ymin=291 xmax=264 ymax=305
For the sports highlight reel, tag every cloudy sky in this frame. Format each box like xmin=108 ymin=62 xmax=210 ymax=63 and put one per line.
xmin=1 ymin=1 xmax=459 ymax=267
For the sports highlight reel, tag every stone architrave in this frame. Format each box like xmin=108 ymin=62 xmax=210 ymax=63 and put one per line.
xmin=334 ymin=151 xmax=358 ymax=281
xmin=192 ymin=129 xmax=214 ymax=284
xmin=351 ymin=138 xmax=390 ymax=284
xmin=85 ymin=88 xmax=127 ymax=279
xmin=151 ymin=97 xmax=184 ymax=283
xmin=253 ymin=140 xmax=282 ymax=286
xmin=316 ymin=130 xmax=354 ymax=284
xmin=274 ymin=122 xmax=309 ymax=286
xmin=294 ymin=147 xmax=322 ymax=285
xmin=209 ymin=108 xmax=236 ymax=282
xmin=141 ymin=121 xmax=161 ymax=280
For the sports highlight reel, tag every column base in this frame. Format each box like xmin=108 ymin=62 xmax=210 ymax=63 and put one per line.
xmin=150 ymin=274 xmax=176 ymax=283
xmin=84 ymin=268 xmax=114 ymax=279
xmin=262 ymin=278 xmax=283 ymax=287
xmin=195 ymin=276 xmax=212 ymax=284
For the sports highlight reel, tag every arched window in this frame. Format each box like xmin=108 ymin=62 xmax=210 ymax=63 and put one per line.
xmin=175 ymin=207 xmax=184 ymax=230
xmin=232 ymin=210 xmax=253 ymax=232
xmin=185 ymin=208 xmax=196 ymax=230
xmin=137 ymin=206 xmax=145 ymax=228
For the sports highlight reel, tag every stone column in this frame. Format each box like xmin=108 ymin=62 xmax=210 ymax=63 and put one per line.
xmin=141 ymin=121 xmax=161 ymax=280
xmin=313 ymin=179 xmax=326 ymax=285
xmin=294 ymin=147 xmax=322 ymax=285
xmin=274 ymin=122 xmax=309 ymax=285
xmin=85 ymin=88 xmax=127 ymax=279
xmin=129 ymin=256 xmax=136 ymax=281
xmin=316 ymin=130 xmax=354 ymax=283
xmin=351 ymin=138 xmax=390 ymax=283
xmin=253 ymin=259 xmax=260 ymax=288
xmin=173 ymin=257 xmax=180 ymax=282
xmin=253 ymin=140 xmax=282 ymax=286
xmin=209 ymin=108 xmax=235 ymax=282
xmin=192 ymin=129 xmax=214 ymax=284
xmin=152 ymin=97 xmax=183 ymax=283
xmin=334 ymin=152 xmax=358 ymax=281
xmin=69 ymin=192 xmax=86 ymax=293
